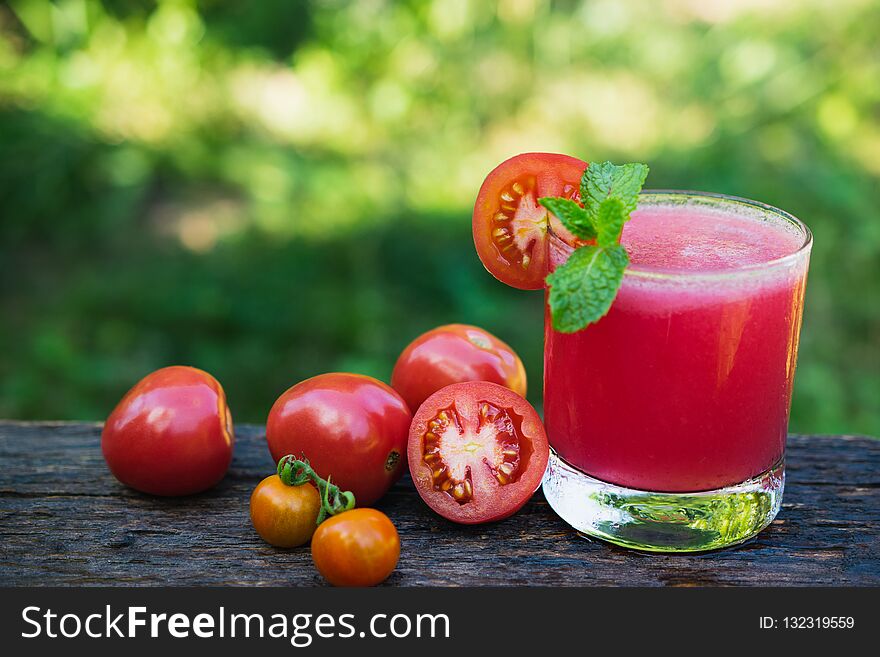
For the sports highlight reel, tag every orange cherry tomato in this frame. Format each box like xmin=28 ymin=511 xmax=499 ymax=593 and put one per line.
xmin=250 ymin=475 xmax=321 ymax=548
xmin=311 ymin=509 xmax=400 ymax=587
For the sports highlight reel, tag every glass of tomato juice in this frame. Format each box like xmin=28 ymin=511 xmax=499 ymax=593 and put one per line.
xmin=541 ymin=191 xmax=812 ymax=552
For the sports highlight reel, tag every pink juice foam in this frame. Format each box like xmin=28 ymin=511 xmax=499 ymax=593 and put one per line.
xmin=543 ymin=202 xmax=810 ymax=492
xmin=624 ymin=207 xmax=801 ymax=271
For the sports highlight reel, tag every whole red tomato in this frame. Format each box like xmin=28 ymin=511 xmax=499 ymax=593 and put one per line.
xmin=266 ymin=373 xmax=411 ymax=506
xmin=391 ymin=324 xmax=527 ymax=413
xmin=311 ymin=508 xmax=400 ymax=587
xmin=101 ymin=366 xmax=234 ymax=496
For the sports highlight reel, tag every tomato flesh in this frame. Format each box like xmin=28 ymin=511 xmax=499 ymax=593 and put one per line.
xmin=423 ymin=400 xmax=531 ymax=504
xmin=473 ymin=153 xmax=587 ymax=289
xmin=408 ymin=381 xmax=548 ymax=524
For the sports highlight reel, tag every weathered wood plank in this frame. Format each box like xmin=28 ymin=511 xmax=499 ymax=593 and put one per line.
xmin=0 ymin=422 xmax=877 ymax=586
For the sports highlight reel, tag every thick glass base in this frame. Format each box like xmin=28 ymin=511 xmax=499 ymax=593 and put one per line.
xmin=542 ymin=448 xmax=784 ymax=553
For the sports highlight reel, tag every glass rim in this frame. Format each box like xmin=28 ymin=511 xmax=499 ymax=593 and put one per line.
xmin=623 ymin=189 xmax=813 ymax=281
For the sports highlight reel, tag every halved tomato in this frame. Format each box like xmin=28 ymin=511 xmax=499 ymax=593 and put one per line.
xmin=407 ymin=381 xmax=549 ymax=524
xmin=472 ymin=153 xmax=587 ymax=289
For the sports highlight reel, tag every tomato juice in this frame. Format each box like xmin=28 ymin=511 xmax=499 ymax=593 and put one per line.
xmin=543 ymin=192 xmax=811 ymax=493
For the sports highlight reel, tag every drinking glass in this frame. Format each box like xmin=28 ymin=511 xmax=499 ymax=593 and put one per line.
xmin=541 ymin=191 xmax=812 ymax=552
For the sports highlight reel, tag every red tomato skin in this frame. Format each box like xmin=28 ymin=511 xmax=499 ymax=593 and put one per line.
xmin=407 ymin=381 xmax=549 ymax=524
xmin=266 ymin=373 xmax=412 ymax=506
xmin=473 ymin=152 xmax=587 ymax=290
xmin=391 ymin=324 xmax=527 ymax=413
xmin=101 ymin=366 xmax=234 ymax=496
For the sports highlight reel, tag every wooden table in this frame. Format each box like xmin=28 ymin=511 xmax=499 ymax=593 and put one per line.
xmin=1 ymin=421 xmax=877 ymax=586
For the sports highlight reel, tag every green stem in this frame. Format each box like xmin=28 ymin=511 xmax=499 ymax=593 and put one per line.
xmin=276 ymin=455 xmax=356 ymax=524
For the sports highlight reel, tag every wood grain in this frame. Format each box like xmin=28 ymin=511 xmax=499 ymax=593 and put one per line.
xmin=0 ymin=422 xmax=877 ymax=586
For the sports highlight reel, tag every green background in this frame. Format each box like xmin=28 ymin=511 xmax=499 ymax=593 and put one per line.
xmin=1 ymin=0 xmax=878 ymax=436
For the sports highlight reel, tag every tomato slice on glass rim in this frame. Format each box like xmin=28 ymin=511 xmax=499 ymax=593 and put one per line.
xmin=472 ymin=152 xmax=588 ymax=289
xmin=408 ymin=381 xmax=549 ymax=524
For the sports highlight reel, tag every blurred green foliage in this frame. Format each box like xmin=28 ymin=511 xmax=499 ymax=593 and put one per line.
xmin=0 ymin=0 xmax=878 ymax=435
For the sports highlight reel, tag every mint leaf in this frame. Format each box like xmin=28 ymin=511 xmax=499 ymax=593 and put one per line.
xmin=581 ymin=161 xmax=649 ymax=222
xmin=546 ymin=244 xmax=629 ymax=333
xmin=594 ymin=197 xmax=628 ymax=247
xmin=538 ymin=197 xmax=596 ymax=240
xmin=541 ymin=159 xmax=649 ymax=333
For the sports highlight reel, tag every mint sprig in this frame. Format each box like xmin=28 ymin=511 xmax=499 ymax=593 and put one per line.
xmin=537 ymin=197 xmax=596 ymax=241
xmin=539 ymin=161 xmax=649 ymax=333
